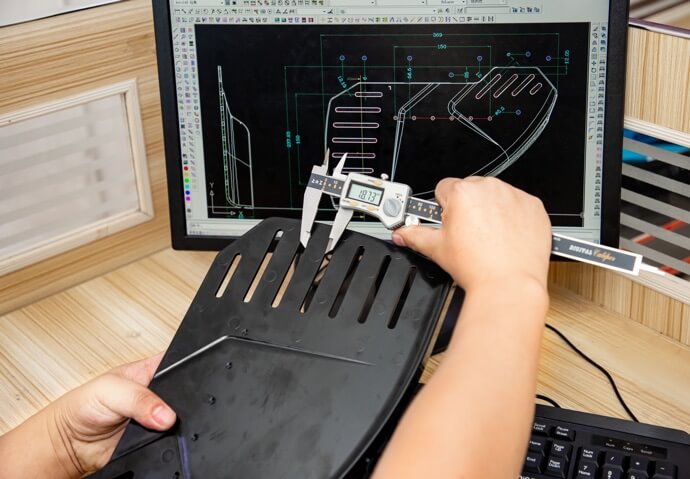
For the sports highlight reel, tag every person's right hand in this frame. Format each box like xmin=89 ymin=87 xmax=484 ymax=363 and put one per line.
xmin=392 ymin=177 xmax=552 ymax=294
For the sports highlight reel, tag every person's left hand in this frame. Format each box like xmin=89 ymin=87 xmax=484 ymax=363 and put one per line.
xmin=46 ymin=353 xmax=177 ymax=476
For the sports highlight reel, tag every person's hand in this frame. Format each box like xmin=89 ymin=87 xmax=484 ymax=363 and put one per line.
xmin=392 ymin=177 xmax=552 ymax=294
xmin=377 ymin=179 xmax=553 ymax=479
xmin=45 ymin=353 xmax=176 ymax=477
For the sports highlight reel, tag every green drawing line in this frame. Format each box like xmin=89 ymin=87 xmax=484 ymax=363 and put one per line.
xmin=294 ymin=93 xmax=300 ymax=183
xmin=284 ymin=65 xmax=564 ymax=69
xmin=393 ymin=45 xmax=491 ymax=49
xmin=359 ymin=82 xmax=365 ymax=159
xmin=408 ymin=59 xmax=411 ymax=100
xmin=294 ymin=92 xmax=342 ymax=96
xmin=489 ymin=45 xmax=493 ymax=116
xmin=557 ymin=33 xmax=560 ymax=89
xmin=283 ymin=66 xmax=290 ymax=128
xmin=320 ymin=35 xmax=326 ymax=125
xmin=392 ymin=48 xmax=397 ymax=112
xmin=283 ymin=66 xmax=293 ymax=206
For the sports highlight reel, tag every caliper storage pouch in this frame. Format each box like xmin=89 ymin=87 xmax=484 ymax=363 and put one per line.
xmin=90 ymin=217 xmax=451 ymax=479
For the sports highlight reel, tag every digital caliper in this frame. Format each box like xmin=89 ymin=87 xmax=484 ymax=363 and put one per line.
xmin=301 ymin=151 xmax=649 ymax=276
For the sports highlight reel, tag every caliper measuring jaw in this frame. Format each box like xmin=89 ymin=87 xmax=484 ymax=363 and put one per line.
xmin=301 ymin=150 xmax=354 ymax=255
xmin=325 ymin=154 xmax=354 ymax=254
xmin=300 ymin=149 xmax=330 ymax=249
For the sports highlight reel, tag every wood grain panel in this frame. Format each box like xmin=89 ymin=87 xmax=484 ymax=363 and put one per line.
xmin=646 ymin=3 xmax=690 ymax=30
xmin=2 ymin=249 xmax=689 ymax=435
xmin=682 ymin=304 xmax=690 ymax=345
xmin=579 ymin=26 xmax=690 ymax=346
xmin=625 ymin=26 xmax=690 ymax=132
xmin=549 ymin=262 xmax=690 ymax=347
xmin=0 ymin=249 xmax=215 ymax=432
xmin=0 ymin=0 xmax=170 ymax=315
xmin=425 ymin=284 xmax=690 ymax=431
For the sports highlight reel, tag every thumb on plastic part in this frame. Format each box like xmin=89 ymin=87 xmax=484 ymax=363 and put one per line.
xmin=392 ymin=226 xmax=440 ymax=256
xmin=97 ymin=375 xmax=177 ymax=431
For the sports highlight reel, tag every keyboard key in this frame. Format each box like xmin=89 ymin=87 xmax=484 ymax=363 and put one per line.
xmin=629 ymin=457 xmax=650 ymax=473
xmin=622 ymin=442 xmax=636 ymax=454
xmin=604 ymin=438 xmax=622 ymax=449
xmin=580 ymin=447 xmax=600 ymax=463
xmin=628 ymin=472 xmax=649 ymax=479
xmin=652 ymin=461 xmax=676 ymax=479
xmin=550 ymin=440 xmax=572 ymax=458
xmin=533 ymin=420 xmax=551 ymax=435
xmin=553 ymin=425 xmax=575 ymax=441
xmin=528 ymin=436 xmax=547 ymax=454
xmin=604 ymin=451 xmax=626 ymax=470
xmin=601 ymin=465 xmax=624 ymax=479
xmin=545 ymin=456 xmax=568 ymax=478
xmin=524 ymin=451 xmax=544 ymax=474
xmin=575 ymin=459 xmax=598 ymax=478
xmin=639 ymin=446 xmax=656 ymax=457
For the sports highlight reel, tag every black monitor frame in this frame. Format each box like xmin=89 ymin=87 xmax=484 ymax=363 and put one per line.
xmin=152 ymin=0 xmax=629 ymax=251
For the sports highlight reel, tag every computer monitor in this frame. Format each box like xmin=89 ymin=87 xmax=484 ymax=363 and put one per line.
xmin=153 ymin=0 xmax=627 ymax=250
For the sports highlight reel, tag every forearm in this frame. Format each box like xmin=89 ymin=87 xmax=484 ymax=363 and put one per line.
xmin=373 ymin=280 xmax=548 ymax=479
xmin=0 ymin=405 xmax=80 ymax=479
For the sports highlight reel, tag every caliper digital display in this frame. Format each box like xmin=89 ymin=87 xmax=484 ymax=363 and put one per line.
xmin=347 ymin=182 xmax=384 ymax=206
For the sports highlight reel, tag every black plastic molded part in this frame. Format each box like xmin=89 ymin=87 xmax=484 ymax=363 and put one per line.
xmin=432 ymin=287 xmax=465 ymax=355
xmin=90 ymin=218 xmax=451 ymax=479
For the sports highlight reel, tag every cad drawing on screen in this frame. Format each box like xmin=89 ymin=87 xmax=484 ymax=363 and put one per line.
xmin=324 ymin=65 xmax=557 ymax=187
xmin=197 ymin=25 xmax=583 ymax=219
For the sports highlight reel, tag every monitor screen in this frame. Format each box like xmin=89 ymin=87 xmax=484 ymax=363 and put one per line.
xmin=153 ymin=0 xmax=627 ymax=249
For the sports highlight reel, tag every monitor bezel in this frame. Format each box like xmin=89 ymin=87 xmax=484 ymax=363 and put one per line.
xmin=152 ymin=0 xmax=628 ymax=251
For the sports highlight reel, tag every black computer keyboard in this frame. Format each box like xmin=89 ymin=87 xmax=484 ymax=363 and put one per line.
xmin=521 ymin=405 xmax=690 ymax=479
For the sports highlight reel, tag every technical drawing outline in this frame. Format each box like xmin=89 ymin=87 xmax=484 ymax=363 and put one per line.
xmin=217 ymin=65 xmax=255 ymax=211
xmin=324 ymin=66 xmax=558 ymax=191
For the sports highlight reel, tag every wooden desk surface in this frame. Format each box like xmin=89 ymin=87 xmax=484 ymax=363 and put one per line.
xmin=1 ymin=249 xmax=689 ymax=435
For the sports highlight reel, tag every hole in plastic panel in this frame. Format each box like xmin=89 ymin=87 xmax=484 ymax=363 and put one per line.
xmin=215 ymin=254 xmax=242 ymax=298
xmin=272 ymin=251 xmax=301 ymax=308
xmin=329 ymin=246 xmax=365 ymax=318
xmin=358 ymin=255 xmax=391 ymax=323
xmin=243 ymin=230 xmax=282 ymax=303
xmin=300 ymin=254 xmax=332 ymax=313
xmin=388 ymin=266 xmax=417 ymax=329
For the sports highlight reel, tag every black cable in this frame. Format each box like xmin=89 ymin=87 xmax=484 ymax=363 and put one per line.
xmin=545 ymin=323 xmax=639 ymax=423
xmin=536 ymin=394 xmax=560 ymax=408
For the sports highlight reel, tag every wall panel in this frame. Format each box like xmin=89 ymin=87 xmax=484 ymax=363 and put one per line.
xmin=0 ymin=0 xmax=170 ymax=314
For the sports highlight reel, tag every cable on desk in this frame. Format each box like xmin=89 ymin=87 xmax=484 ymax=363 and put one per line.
xmin=536 ymin=394 xmax=560 ymax=408
xmin=545 ymin=323 xmax=639 ymax=423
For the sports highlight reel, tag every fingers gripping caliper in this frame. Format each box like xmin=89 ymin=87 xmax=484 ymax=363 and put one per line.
xmin=300 ymin=151 xmax=651 ymax=276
